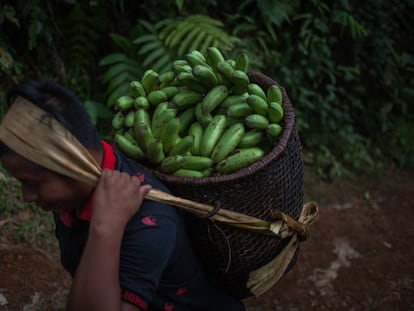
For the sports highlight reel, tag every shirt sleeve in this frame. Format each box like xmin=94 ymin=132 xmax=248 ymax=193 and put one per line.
xmin=118 ymin=201 xmax=178 ymax=310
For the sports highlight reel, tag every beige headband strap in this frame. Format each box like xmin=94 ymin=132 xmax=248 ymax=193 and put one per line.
xmin=0 ymin=97 xmax=101 ymax=185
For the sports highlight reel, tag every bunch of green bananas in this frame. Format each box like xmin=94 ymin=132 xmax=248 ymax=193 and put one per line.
xmin=111 ymin=47 xmax=284 ymax=177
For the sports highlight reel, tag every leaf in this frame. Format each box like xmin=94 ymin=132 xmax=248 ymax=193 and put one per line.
xmin=99 ymin=53 xmax=128 ymax=66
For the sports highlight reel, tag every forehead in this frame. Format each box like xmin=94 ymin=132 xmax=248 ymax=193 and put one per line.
xmin=1 ymin=152 xmax=47 ymax=181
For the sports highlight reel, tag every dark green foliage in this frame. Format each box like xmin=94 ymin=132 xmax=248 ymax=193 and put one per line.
xmin=0 ymin=0 xmax=412 ymax=178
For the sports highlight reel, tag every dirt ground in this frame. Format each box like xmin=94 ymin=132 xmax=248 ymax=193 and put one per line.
xmin=0 ymin=165 xmax=413 ymax=310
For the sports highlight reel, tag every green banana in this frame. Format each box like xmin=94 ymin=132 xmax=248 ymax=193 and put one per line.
xmin=161 ymin=117 xmax=180 ymax=153
xmin=247 ymin=83 xmax=267 ymax=101
xmin=195 ymin=102 xmax=213 ymax=126
xmin=159 ymin=71 xmax=176 ymax=88
xmin=124 ymin=110 xmax=135 ymax=128
xmin=151 ymin=103 xmax=176 ymax=139
xmin=135 ymin=123 xmax=153 ymax=154
xmin=206 ymin=47 xmax=225 ymax=70
xmin=189 ymin=122 xmax=203 ymax=155
xmin=221 ymin=93 xmax=249 ymax=108
xmin=238 ymin=129 xmax=264 ymax=148
xmin=116 ymin=95 xmax=135 ymax=111
xmin=142 ymin=70 xmax=160 ymax=94
xmin=172 ymin=89 xmax=204 ymax=109
xmin=112 ymin=111 xmax=125 ymax=130
xmin=169 ymin=135 xmax=194 ymax=156
xmin=226 ymin=103 xmax=253 ymax=118
xmin=173 ymin=168 xmax=204 ymax=178
xmin=178 ymin=107 xmax=195 ymax=135
xmin=129 ymin=81 xmax=146 ymax=98
xmin=216 ymin=60 xmax=234 ymax=86
xmin=268 ymin=101 xmax=284 ymax=123
xmin=199 ymin=114 xmax=227 ymax=157
xmin=123 ymin=128 xmax=136 ymax=143
xmin=133 ymin=96 xmax=150 ymax=110
xmin=173 ymin=60 xmax=192 ymax=74
xmin=210 ymin=123 xmax=245 ymax=163
xmin=186 ymin=52 xmax=207 ymax=68
xmin=192 ymin=64 xmax=218 ymax=88
xmin=201 ymin=85 xmax=229 ymax=114
xmin=231 ymin=70 xmax=250 ymax=89
xmin=215 ymin=147 xmax=265 ymax=174
xmin=266 ymin=123 xmax=283 ymax=138
xmin=115 ymin=133 xmax=144 ymax=161
xmin=159 ymin=86 xmax=179 ymax=99
xmin=226 ymin=59 xmax=236 ymax=68
xmin=190 ymin=50 xmax=206 ymax=62
xmin=158 ymin=155 xmax=185 ymax=173
xmin=245 ymin=114 xmax=269 ymax=129
xmin=133 ymin=109 xmax=151 ymax=129
xmin=267 ymin=85 xmax=283 ymax=105
xmin=147 ymin=90 xmax=168 ymax=107
xmin=182 ymin=155 xmax=213 ymax=170
xmin=147 ymin=139 xmax=165 ymax=165
xmin=176 ymin=72 xmax=207 ymax=94
xmin=247 ymin=94 xmax=268 ymax=116
xmin=234 ymin=52 xmax=249 ymax=72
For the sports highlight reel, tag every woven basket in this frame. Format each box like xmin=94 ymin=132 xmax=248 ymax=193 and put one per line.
xmin=149 ymin=71 xmax=304 ymax=299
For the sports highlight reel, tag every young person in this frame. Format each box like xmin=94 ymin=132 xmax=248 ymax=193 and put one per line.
xmin=0 ymin=80 xmax=246 ymax=311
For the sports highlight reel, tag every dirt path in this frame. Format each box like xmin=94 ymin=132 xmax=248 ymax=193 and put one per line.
xmin=0 ymin=166 xmax=413 ymax=310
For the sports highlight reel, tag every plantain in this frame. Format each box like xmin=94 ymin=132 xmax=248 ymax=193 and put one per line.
xmin=192 ymin=64 xmax=218 ymax=88
xmin=172 ymin=89 xmax=204 ymax=109
xmin=201 ymin=85 xmax=229 ymax=114
xmin=158 ymin=155 xmax=185 ymax=173
xmin=134 ymin=108 xmax=151 ymax=129
xmin=176 ymin=72 xmax=207 ymax=94
xmin=173 ymin=168 xmax=204 ymax=178
xmin=115 ymin=133 xmax=145 ymax=161
xmin=152 ymin=103 xmax=176 ymax=139
xmin=161 ymin=117 xmax=180 ymax=153
xmin=159 ymin=71 xmax=176 ymax=88
xmin=268 ymin=101 xmax=284 ymax=123
xmin=135 ymin=123 xmax=153 ymax=154
xmin=142 ymin=70 xmax=160 ymax=94
xmin=124 ymin=110 xmax=135 ymax=128
xmin=206 ymin=47 xmax=225 ymax=70
xmin=133 ymin=96 xmax=150 ymax=110
xmin=147 ymin=139 xmax=165 ymax=165
xmin=116 ymin=95 xmax=135 ymax=111
xmin=266 ymin=123 xmax=283 ymax=138
xmin=267 ymin=85 xmax=282 ymax=105
xmin=112 ymin=111 xmax=125 ymax=130
xmin=129 ymin=81 xmax=146 ymax=98
xmin=189 ymin=122 xmax=203 ymax=155
xmin=195 ymin=102 xmax=213 ymax=126
xmin=159 ymin=86 xmax=179 ymax=99
xmin=216 ymin=147 xmax=265 ymax=174
xmin=245 ymin=114 xmax=269 ymax=129
xmin=238 ymin=129 xmax=264 ymax=148
xmin=247 ymin=83 xmax=267 ymax=101
xmin=247 ymin=94 xmax=268 ymax=116
xmin=147 ymin=90 xmax=168 ymax=107
xmin=199 ymin=115 xmax=227 ymax=157
xmin=226 ymin=103 xmax=253 ymax=118
xmin=210 ymin=123 xmax=245 ymax=163
xmin=169 ymin=135 xmax=194 ymax=156
xmin=234 ymin=52 xmax=249 ymax=72
xmin=182 ymin=155 xmax=213 ymax=170
xmin=178 ymin=107 xmax=195 ymax=135
xmin=221 ymin=93 xmax=249 ymax=108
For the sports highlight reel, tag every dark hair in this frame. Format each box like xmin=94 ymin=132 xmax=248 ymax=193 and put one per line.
xmin=0 ymin=80 xmax=102 ymax=155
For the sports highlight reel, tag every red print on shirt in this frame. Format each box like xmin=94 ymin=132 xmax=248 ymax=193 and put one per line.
xmin=164 ymin=302 xmax=175 ymax=311
xmin=142 ymin=216 xmax=157 ymax=226
xmin=176 ymin=287 xmax=187 ymax=296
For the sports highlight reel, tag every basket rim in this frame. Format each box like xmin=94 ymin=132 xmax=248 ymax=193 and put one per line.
xmin=150 ymin=72 xmax=296 ymax=185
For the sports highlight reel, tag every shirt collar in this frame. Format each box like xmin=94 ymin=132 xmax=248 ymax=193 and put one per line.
xmin=77 ymin=140 xmax=116 ymax=221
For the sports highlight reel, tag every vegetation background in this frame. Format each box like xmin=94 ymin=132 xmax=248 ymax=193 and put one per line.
xmin=1 ymin=0 xmax=413 ymax=180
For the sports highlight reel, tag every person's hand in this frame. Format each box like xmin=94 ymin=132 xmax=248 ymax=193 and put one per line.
xmin=91 ymin=169 xmax=152 ymax=233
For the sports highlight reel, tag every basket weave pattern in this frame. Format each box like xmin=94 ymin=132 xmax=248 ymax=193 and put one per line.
xmin=150 ymin=72 xmax=304 ymax=298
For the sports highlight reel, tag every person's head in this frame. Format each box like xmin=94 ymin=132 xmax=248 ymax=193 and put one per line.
xmin=0 ymin=80 xmax=102 ymax=214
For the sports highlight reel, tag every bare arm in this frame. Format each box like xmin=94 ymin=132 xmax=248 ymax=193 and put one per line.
xmin=66 ymin=169 xmax=152 ymax=311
